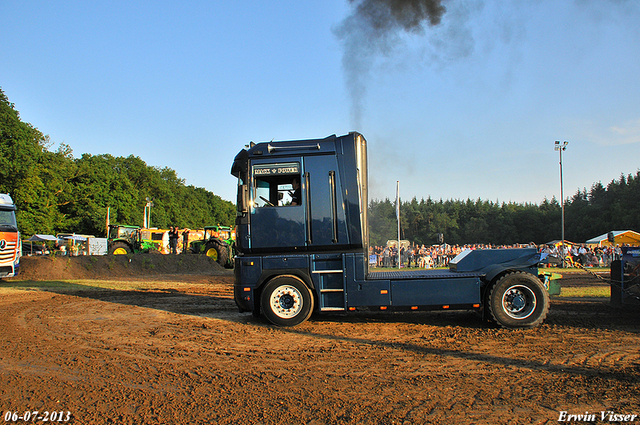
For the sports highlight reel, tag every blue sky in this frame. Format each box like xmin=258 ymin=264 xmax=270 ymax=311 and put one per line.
xmin=2 ymin=0 xmax=639 ymax=207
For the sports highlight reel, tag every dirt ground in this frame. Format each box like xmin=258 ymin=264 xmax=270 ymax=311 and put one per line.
xmin=1 ymin=256 xmax=639 ymax=425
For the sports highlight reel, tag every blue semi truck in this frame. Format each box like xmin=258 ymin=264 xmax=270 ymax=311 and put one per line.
xmin=231 ymin=132 xmax=549 ymax=328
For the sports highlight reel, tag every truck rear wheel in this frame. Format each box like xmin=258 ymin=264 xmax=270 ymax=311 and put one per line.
xmin=261 ymin=275 xmax=314 ymax=326
xmin=109 ymin=242 xmax=131 ymax=255
xmin=488 ymin=271 xmax=549 ymax=329
xmin=205 ymin=241 xmax=229 ymax=266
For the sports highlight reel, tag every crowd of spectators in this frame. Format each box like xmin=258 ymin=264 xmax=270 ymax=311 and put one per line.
xmin=370 ymin=242 xmax=632 ymax=269
xmin=370 ymin=243 xmax=534 ymax=269
xmin=541 ymin=243 xmax=623 ymax=268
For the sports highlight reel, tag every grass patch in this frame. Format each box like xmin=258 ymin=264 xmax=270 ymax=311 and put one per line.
xmin=2 ymin=279 xmax=174 ymax=292
xmin=1 ymin=280 xmax=84 ymax=291
xmin=0 ymin=279 xmax=206 ymax=293
xmin=543 ymin=267 xmax=609 ymax=274
xmin=141 ymin=257 xmax=155 ymax=269
xmin=556 ymin=286 xmax=610 ymax=298
xmin=108 ymin=257 xmax=117 ymax=270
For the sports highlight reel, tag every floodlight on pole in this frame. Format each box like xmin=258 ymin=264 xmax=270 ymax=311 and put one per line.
xmin=144 ymin=197 xmax=154 ymax=228
xmin=554 ymin=141 xmax=568 ymax=267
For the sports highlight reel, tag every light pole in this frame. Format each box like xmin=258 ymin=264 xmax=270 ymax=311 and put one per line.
xmin=554 ymin=141 xmax=568 ymax=267
xmin=144 ymin=197 xmax=154 ymax=228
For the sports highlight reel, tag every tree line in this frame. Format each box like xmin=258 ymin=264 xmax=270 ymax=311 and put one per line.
xmin=1 ymin=88 xmax=235 ymax=237
xmin=2 ymin=87 xmax=638 ymax=243
xmin=370 ymin=170 xmax=640 ymax=247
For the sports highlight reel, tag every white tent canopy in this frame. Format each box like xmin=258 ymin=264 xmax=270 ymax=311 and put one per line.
xmin=27 ymin=234 xmax=58 ymax=242
xmin=61 ymin=235 xmax=88 ymax=241
xmin=586 ymin=230 xmax=640 ymax=246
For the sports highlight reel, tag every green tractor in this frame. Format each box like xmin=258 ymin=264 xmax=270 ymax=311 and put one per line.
xmin=108 ymin=225 xmax=166 ymax=255
xmin=189 ymin=225 xmax=235 ymax=267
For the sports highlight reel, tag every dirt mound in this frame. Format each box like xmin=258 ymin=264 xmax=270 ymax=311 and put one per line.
xmin=16 ymin=254 xmax=231 ymax=280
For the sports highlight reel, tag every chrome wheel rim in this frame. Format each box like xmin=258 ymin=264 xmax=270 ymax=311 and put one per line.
xmin=502 ymin=285 xmax=536 ymax=320
xmin=270 ymin=284 xmax=303 ymax=319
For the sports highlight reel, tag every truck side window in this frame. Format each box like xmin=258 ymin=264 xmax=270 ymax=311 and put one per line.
xmin=252 ymin=162 xmax=300 ymax=208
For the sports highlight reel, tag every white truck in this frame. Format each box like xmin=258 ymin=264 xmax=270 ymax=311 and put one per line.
xmin=0 ymin=194 xmax=21 ymax=278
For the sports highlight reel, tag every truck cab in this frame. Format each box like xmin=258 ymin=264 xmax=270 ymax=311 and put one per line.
xmin=0 ymin=194 xmax=21 ymax=278
xmin=231 ymin=133 xmax=549 ymax=328
xmin=231 ymin=134 xmax=367 ymax=255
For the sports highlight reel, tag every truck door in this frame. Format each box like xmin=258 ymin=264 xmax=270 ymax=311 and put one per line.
xmin=249 ymin=159 xmax=306 ymax=251
xmin=304 ymin=155 xmax=347 ymax=248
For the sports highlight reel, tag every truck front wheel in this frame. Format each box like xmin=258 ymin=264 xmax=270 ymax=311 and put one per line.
xmin=488 ymin=271 xmax=549 ymax=329
xmin=261 ymin=275 xmax=314 ymax=326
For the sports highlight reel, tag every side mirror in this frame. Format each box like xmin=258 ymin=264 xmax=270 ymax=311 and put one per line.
xmin=237 ymin=184 xmax=249 ymax=213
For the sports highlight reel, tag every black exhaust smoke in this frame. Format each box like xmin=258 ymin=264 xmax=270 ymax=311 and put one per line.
xmin=334 ymin=0 xmax=447 ymax=128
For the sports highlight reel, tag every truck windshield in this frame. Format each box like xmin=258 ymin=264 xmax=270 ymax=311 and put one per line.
xmin=0 ymin=209 xmax=18 ymax=231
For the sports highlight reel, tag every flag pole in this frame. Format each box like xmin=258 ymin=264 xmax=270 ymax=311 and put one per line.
xmin=106 ymin=207 xmax=110 ymax=237
xmin=396 ymin=181 xmax=401 ymax=269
